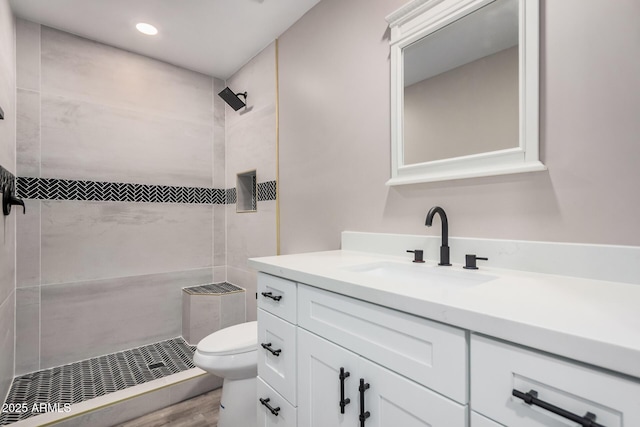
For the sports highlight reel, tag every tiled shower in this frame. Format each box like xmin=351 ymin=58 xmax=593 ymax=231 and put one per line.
xmin=0 ymin=14 xmax=278 ymax=422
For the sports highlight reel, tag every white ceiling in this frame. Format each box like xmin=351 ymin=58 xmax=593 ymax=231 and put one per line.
xmin=9 ymin=0 xmax=321 ymax=79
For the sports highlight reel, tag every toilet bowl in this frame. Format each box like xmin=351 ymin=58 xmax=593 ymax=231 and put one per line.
xmin=193 ymin=321 xmax=258 ymax=427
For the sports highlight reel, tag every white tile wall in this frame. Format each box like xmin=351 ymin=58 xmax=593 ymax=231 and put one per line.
xmin=41 ymin=201 xmax=213 ymax=284
xmin=40 ymin=268 xmax=213 ymax=368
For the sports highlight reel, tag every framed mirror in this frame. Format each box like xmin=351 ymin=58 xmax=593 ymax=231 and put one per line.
xmin=386 ymin=0 xmax=545 ymax=185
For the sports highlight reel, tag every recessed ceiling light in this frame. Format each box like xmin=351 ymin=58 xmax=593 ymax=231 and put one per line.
xmin=136 ymin=23 xmax=158 ymax=36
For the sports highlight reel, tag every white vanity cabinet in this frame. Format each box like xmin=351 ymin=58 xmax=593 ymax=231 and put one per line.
xmin=255 ymin=269 xmax=640 ymax=427
xmin=470 ymin=335 xmax=640 ymax=427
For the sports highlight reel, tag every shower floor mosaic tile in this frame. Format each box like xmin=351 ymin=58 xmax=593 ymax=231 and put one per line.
xmin=0 ymin=338 xmax=196 ymax=425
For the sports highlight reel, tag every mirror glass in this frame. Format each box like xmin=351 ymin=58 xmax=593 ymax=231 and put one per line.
xmin=403 ymin=0 xmax=519 ymax=165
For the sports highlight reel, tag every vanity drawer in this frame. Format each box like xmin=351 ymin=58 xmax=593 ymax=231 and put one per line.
xmin=257 ymin=273 xmax=297 ymax=323
xmin=258 ymin=377 xmax=297 ymax=427
xmin=471 ymin=412 xmax=504 ymax=427
xmin=257 ymin=309 xmax=297 ymax=406
xmin=471 ymin=334 xmax=640 ymax=427
xmin=298 ymin=284 xmax=468 ymax=404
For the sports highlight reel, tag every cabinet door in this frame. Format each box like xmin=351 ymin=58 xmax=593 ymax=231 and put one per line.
xmin=299 ymin=328 xmax=468 ymax=427
xmin=298 ymin=328 xmax=360 ymax=426
xmin=359 ymin=347 xmax=468 ymax=427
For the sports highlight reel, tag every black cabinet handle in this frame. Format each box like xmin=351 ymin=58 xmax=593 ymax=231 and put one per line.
xmin=512 ymin=389 xmax=606 ymax=427
xmin=339 ymin=367 xmax=351 ymax=414
xmin=260 ymin=342 xmax=282 ymax=356
xmin=359 ymin=379 xmax=370 ymax=426
xmin=261 ymin=291 xmax=282 ymax=302
xmin=259 ymin=397 xmax=281 ymax=416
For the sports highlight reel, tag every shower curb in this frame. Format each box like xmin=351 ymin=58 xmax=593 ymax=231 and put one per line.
xmin=4 ymin=368 xmax=221 ymax=427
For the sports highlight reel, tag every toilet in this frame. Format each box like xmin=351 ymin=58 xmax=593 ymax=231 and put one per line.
xmin=193 ymin=321 xmax=258 ymax=427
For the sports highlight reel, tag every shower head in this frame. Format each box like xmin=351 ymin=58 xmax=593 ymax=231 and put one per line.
xmin=218 ymin=87 xmax=247 ymax=111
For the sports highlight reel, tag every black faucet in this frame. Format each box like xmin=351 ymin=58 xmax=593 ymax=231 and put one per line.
xmin=425 ymin=206 xmax=451 ymax=266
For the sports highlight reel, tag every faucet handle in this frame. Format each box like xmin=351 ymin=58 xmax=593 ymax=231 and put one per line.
xmin=406 ymin=249 xmax=425 ymax=263
xmin=464 ymin=254 xmax=488 ymax=270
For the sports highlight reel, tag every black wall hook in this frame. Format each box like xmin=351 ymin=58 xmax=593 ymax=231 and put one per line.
xmin=2 ymin=183 xmax=25 ymax=215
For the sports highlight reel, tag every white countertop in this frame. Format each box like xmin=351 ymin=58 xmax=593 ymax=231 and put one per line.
xmin=249 ymin=249 xmax=640 ymax=379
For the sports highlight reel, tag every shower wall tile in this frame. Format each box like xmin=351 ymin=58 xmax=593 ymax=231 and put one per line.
xmin=0 ymin=291 xmax=15 ymax=403
xmin=0 ymin=213 xmax=16 ymax=306
xmin=213 ymin=77 xmax=226 ymax=188
xmin=15 ymin=287 xmax=40 ymax=375
xmin=0 ymin=25 xmax=15 ymax=173
xmin=40 ymin=94 xmax=213 ymax=187
xmin=213 ymin=77 xmax=226 ymax=273
xmin=225 ymin=42 xmax=276 ymax=130
xmin=225 ymin=103 xmax=277 ymax=184
xmin=0 ymin=0 xmax=16 ymax=405
xmin=223 ymin=40 xmax=277 ymax=325
xmin=213 ymin=204 xmax=226 ymax=266
xmin=213 ymin=266 xmax=227 ymax=283
xmin=227 ymin=266 xmax=258 ymax=322
xmin=220 ymin=291 xmax=246 ymax=328
xmin=225 ymin=202 xmax=277 ymax=269
xmin=41 ymin=201 xmax=213 ymax=284
xmin=40 ymin=26 xmax=213 ymax=125
xmin=40 ymin=268 xmax=213 ymax=369
xmin=16 ymin=18 xmax=40 ymax=91
xmin=225 ymin=197 xmax=276 ymax=323
xmin=16 ymin=88 xmax=41 ymax=177
xmin=17 ymin=199 xmax=40 ymax=288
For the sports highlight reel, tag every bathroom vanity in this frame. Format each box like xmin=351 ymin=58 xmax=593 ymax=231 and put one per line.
xmin=251 ymin=232 xmax=640 ymax=427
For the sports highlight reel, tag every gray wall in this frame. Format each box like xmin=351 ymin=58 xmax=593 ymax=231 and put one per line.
xmin=14 ymin=22 xmax=226 ymax=372
xmin=278 ymin=0 xmax=640 ymax=253
xmin=225 ymin=43 xmax=278 ymax=322
xmin=0 ymin=0 xmax=16 ymax=402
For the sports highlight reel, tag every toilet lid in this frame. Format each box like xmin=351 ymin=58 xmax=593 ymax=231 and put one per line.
xmin=196 ymin=321 xmax=258 ymax=355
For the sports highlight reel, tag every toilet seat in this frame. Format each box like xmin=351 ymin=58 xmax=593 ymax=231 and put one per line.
xmin=196 ymin=321 xmax=257 ymax=356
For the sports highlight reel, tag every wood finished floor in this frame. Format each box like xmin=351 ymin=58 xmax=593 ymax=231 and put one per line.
xmin=115 ymin=388 xmax=221 ymax=427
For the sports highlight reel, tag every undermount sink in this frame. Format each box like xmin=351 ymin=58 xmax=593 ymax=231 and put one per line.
xmin=342 ymin=261 xmax=496 ymax=288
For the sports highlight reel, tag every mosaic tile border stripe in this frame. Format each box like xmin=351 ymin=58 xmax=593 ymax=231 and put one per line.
xmin=0 ymin=164 xmax=15 ymax=194
xmin=257 ymin=181 xmax=276 ymax=201
xmin=15 ymin=177 xmax=277 ymax=204
xmin=0 ymin=337 xmax=196 ymax=425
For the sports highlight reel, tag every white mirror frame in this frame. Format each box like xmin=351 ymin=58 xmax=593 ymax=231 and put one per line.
xmin=386 ymin=0 xmax=545 ymax=185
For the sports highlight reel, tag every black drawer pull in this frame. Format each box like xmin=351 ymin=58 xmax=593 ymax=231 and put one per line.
xmin=512 ymin=389 xmax=606 ymax=427
xmin=259 ymin=397 xmax=281 ymax=416
xmin=260 ymin=342 xmax=282 ymax=356
xmin=359 ymin=379 xmax=370 ymax=426
xmin=261 ymin=291 xmax=282 ymax=302
xmin=339 ymin=367 xmax=351 ymax=414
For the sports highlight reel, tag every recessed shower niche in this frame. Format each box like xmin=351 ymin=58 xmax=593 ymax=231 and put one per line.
xmin=237 ymin=170 xmax=257 ymax=213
